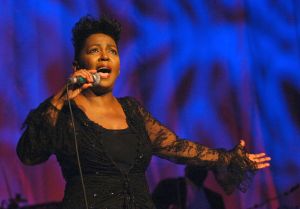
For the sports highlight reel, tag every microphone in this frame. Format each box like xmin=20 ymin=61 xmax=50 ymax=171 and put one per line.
xmin=68 ymin=74 xmax=100 ymax=86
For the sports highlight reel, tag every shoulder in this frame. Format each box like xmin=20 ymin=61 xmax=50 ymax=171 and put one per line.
xmin=118 ymin=96 xmax=143 ymax=107
xmin=118 ymin=96 xmax=139 ymax=103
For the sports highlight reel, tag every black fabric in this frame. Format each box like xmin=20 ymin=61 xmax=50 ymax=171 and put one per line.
xmin=17 ymin=96 xmax=256 ymax=209
xmin=101 ymin=128 xmax=139 ymax=173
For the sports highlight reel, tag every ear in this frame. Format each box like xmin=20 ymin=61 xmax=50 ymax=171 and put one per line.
xmin=72 ymin=61 xmax=80 ymax=72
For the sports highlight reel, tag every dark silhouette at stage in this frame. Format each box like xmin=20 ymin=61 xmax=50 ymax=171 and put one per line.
xmin=152 ymin=165 xmax=224 ymax=209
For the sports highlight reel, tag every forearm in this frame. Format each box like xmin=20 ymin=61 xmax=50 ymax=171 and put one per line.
xmin=50 ymin=86 xmax=68 ymax=110
xmin=154 ymin=139 xmax=223 ymax=166
xmin=17 ymin=129 xmax=52 ymax=165
xmin=155 ymin=139 xmax=257 ymax=194
xmin=17 ymin=98 xmax=59 ymax=165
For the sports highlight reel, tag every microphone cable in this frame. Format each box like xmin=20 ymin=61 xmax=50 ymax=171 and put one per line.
xmin=66 ymin=84 xmax=89 ymax=209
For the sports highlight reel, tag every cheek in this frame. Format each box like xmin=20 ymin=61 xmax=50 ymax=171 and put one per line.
xmin=79 ymin=54 xmax=97 ymax=65
xmin=113 ymin=58 xmax=121 ymax=69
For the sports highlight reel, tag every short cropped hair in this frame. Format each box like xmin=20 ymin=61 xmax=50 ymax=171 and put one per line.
xmin=72 ymin=15 xmax=121 ymax=60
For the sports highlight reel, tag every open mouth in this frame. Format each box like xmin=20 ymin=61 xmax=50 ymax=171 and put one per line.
xmin=97 ymin=67 xmax=111 ymax=79
xmin=97 ymin=67 xmax=112 ymax=73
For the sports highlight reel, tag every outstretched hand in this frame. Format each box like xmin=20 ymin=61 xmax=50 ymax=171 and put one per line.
xmin=239 ymin=140 xmax=271 ymax=170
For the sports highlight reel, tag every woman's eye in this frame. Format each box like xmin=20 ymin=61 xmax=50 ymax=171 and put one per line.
xmin=88 ymin=48 xmax=99 ymax=54
xmin=109 ymin=49 xmax=118 ymax=55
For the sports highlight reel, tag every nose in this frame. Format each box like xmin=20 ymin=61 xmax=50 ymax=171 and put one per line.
xmin=99 ymin=52 xmax=109 ymax=61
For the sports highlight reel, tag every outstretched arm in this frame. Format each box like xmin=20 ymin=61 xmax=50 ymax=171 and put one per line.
xmin=132 ymin=98 xmax=270 ymax=193
xmin=135 ymin=98 xmax=270 ymax=167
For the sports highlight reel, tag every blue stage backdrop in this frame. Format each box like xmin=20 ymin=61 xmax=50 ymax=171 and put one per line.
xmin=0 ymin=1 xmax=300 ymax=208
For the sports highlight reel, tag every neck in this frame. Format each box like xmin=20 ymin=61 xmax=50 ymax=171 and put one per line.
xmin=77 ymin=89 xmax=116 ymax=107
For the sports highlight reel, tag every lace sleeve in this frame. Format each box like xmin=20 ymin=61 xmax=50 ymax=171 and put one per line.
xmin=130 ymin=97 xmax=256 ymax=194
xmin=16 ymin=97 xmax=60 ymax=165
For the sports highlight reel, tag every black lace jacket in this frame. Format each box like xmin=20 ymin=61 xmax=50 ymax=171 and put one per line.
xmin=17 ymin=96 xmax=255 ymax=209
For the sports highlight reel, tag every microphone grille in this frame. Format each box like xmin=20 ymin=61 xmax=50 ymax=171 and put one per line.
xmin=92 ymin=74 xmax=100 ymax=86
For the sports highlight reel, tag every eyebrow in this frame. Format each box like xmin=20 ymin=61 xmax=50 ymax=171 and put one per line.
xmin=88 ymin=44 xmax=117 ymax=48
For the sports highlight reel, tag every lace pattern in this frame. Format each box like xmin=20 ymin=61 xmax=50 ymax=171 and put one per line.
xmin=17 ymin=98 xmax=59 ymax=164
xmin=127 ymin=97 xmax=257 ymax=194
xmin=17 ymin=96 xmax=257 ymax=198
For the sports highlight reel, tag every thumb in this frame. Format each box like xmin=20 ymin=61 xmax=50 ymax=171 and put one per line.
xmin=239 ymin=139 xmax=246 ymax=147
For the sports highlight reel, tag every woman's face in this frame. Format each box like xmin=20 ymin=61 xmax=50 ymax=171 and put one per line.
xmin=77 ymin=33 xmax=120 ymax=91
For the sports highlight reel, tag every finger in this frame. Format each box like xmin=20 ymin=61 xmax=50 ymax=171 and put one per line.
xmin=253 ymin=153 xmax=266 ymax=158
xmin=67 ymin=88 xmax=81 ymax=99
xmin=248 ymin=154 xmax=270 ymax=161
xmin=89 ymin=69 xmax=97 ymax=74
xmin=81 ymin=83 xmax=93 ymax=89
xmin=81 ymin=70 xmax=93 ymax=83
xmin=77 ymin=68 xmax=97 ymax=72
xmin=73 ymin=69 xmax=97 ymax=76
xmin=81 ymin=69 xmax=97 ymax=82
xmin=256 ymin=163 xmax=270 ymax=169
xmin=247 ymin=153 xmax=266 ymax=160
xmin=73 ymin=70 xmax=88 ymax=78
xmin=252 ymin=157 xmax=271 ymax=163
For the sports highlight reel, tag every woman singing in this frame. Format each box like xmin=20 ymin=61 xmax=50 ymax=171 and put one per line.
xmin=17 ymin=15 xmax=271 ymax=209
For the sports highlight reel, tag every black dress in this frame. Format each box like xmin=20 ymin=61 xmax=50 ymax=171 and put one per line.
xmin=17 ymin=96 xmax=255 ymax=209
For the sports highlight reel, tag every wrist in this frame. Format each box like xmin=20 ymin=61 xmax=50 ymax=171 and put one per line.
xmin=51 ymin=88 xmax=67 ymax=110
xmin=216 ymin=148 xmax=231 ymax=166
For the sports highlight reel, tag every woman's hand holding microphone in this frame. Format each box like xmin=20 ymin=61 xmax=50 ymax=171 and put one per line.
xmin=51 ymin=68 xmax=97 ymax=110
